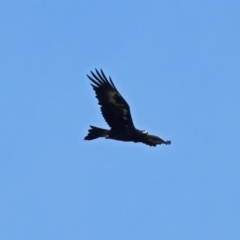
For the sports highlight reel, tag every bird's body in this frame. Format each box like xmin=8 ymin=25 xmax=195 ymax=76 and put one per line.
xmin=84 ymin=69 xmax=171 ymax=147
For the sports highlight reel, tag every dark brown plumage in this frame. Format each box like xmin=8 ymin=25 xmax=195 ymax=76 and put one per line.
xmin=84 ymin=69 xmax=171 ymax=147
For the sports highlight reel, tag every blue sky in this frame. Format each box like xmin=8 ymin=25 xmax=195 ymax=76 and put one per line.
xmin=1 ymin=1 xmax=240 ymax=239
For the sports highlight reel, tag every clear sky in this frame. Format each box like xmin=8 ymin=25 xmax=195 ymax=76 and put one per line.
xmin=1 ymin=1 xmax=240 ymax=239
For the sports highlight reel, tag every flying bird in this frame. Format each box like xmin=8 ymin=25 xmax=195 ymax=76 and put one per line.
xmin=84 ymin=69 xmax=171 ymax=147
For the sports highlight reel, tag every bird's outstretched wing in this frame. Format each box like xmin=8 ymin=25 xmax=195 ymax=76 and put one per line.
xmin=87 ymin=69 xmax=135 ymax=130
xmin=141 ymin=134 xmax=171 ymax=147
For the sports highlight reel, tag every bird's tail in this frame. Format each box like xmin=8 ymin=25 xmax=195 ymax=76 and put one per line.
xmin=84 ymin=126 xmax=109 ymax=140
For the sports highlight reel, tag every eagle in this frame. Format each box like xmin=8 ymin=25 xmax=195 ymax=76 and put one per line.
xmin=84 ymin=69 xmax=171 ymax=147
